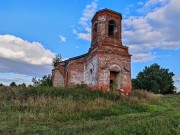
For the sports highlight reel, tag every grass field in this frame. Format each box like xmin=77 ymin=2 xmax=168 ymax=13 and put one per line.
xmin=0 ymin=86 xmax=179 ymax=135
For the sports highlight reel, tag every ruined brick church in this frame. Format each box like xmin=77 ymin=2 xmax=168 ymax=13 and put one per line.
xmin=52 ymin=9 xmax=132 ymax=94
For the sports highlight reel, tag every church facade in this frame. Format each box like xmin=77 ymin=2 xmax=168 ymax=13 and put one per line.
xmin=52 ymin=9 xmax=132 ymax=94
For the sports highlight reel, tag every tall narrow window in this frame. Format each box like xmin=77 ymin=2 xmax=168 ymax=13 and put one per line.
xmin=93 ymin=23 xmax=97 ymax=32
xmin=108 ymin=20 xmax=116 ymax=37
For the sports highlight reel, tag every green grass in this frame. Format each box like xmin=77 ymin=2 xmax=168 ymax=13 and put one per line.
xmin=0 ymin=86 xmax=179 ymax=135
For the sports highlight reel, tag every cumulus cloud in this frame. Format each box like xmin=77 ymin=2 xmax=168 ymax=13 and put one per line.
xmin=174 ymin=75 xmax=180 ymax=92
xmin=0 ymin=34 xmax=55 ymax=76
xmin=77 ymin=33 xmax=91 ymax=41
xmin=147 ymin=0 xmax=180 ymax=41
xmin=123 ymin=16 xmax=163 ymax=45
xmin=0 ymin=34 xmax=55 ymax=65
xmin=79 ymin=0 xmax=98 ymax=27
xmin=59 ymin=35 xmax=66 ymax=42
xmin=137 ymin=0 xmax=169 ymax=13
xmin=73 ymin=0 xmax=98 ymax=41
xmin=73 ymin=28 xmax=91 ymax=41
xmin=123 ymin=0 xmax=180 ymax=62
xmin=132 ymin=52 xmax=157 ymax=62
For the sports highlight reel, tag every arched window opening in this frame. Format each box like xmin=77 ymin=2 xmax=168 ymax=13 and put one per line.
xmin=93 ymin=23 xmax=97 ymax=32
xmin=108 ymin=20 xmax=116 ymax=37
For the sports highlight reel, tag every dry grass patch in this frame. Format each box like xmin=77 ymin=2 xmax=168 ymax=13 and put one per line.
xmin=3 ymin=95 xmax=116 ymax=114
xmin=129 ymin=90 xmax=161 ymax=104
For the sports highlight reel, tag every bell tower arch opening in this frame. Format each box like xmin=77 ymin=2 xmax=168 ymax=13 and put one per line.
xmin=108 ymin=20 xmax=116 ymax=37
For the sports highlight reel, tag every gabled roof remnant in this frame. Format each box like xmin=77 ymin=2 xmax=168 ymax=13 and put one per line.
xmin=55 ymin=53 xmax=87 ymax=67
xmin=92 ymin=8 xmax=122 ymax=22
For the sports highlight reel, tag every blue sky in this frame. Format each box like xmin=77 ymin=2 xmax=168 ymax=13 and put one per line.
xmin=0 ymin=0 xmax=180 ymax=91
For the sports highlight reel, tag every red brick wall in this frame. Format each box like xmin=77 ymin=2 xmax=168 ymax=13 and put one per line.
xmin=97 ymin=51 xmax=131 ymax=93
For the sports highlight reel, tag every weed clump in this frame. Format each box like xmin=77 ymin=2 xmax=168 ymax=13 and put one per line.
xmin=130 ymin=90 xmax=161 ymax=104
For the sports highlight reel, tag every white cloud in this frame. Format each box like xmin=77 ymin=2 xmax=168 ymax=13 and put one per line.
xmin=132 ymin=53 xmax=156 ymax=62
xmin=123 ymin=16 xmax=163 ymax=44
xmin=59 ymin=35 xmax=66 ymax=42
xmin=0 ymin=34 xmax=55 ymax=65
xmin=62 ymin=58 xmax=69 ymax=61
xmin=156 ymin=41 xmax=180 ymax=50
xmin=123 ymin=0 xmax=180 ymax=62
xmin=0 ymin=34 xmax=55 ymax=76
xmin=73 ymin=28 xmax=91 ymax=41
xmin=79 ymin=0 xmax=98 ymax=26
xmin=137 ymin=0 xmax=169 ymax=13
xmin=73 ymin=0 xmax=98 ymax=41
xmin=128 ymin=44 xmax=155 ymax=54
xmin=147 ymin=0 xmax=180 ymax=41
xmin=77 ymin=33 xmax=91 ymax=41
xmin=174 ymin=75 xmax=180 ymax=92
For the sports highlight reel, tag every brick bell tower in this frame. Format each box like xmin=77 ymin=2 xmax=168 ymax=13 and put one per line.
xmin=90 ymin=8 xmax=123 ymax=50
xmin=88 ymin=9 xmax=132 ymax=94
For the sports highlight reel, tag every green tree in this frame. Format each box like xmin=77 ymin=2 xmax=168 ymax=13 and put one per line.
xmin=132 ymin=63 xmax=175 ymax=94
xmin=0 ymin=83 xmax=4 ymax=86
xmin=52 ymin=54 xmax=62 ymax=67
xmin=40 ymin=75 xmax=52 ymax=86
xmin=18 ymin=83 xmax=26 ymax=87
xmin=32 ymin=77 xmax=40 ymax=86
xmin=32 ymin=74 xmax=52 ymax=86
xmin=9 ymin=82 xmax=17 ymax=87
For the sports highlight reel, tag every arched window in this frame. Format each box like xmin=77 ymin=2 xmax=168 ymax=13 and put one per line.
xmin=108 ymin=20 xmax=116 ymax=37
xmin=93 ymin=23 xmax=97 ymax=32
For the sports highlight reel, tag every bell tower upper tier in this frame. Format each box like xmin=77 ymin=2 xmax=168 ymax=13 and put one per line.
xmin=91 ymin=8 xmax=122 ymax=47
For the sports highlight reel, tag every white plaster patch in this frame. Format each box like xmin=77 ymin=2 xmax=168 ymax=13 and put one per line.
xmin=70 ymin=71 xmax=83 ymax=85
xmin=84 ymin=55 xmax=98 ymax=86
xmin=98 ymin=15 xmax=106 ymax=21
xmin=53 ymin=70 xmax=64 ymax=87
xmin=103 ymin=69 xmax=109 ymax=84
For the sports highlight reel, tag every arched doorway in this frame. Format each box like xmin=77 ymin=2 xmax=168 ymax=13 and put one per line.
xmin=110 ymin=71 xmax=121 ymax=92
xmin=109 ymin=64 xmax=121 ymax=92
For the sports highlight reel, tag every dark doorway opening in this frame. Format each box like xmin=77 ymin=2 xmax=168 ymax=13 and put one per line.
xmin=110 ymin=71 xmax=120 ymax=92
xmin=110 ymin=80 xmax=114 ymax=91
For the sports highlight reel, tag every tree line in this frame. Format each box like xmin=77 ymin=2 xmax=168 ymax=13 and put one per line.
xmin=0 ymin=62 xmax=177 ymax=94
xmin=0 ymin=74 xmax=52 ymax=87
